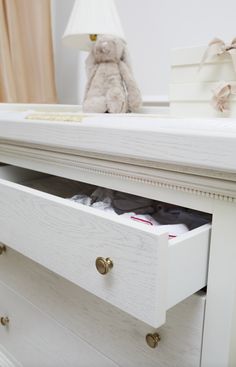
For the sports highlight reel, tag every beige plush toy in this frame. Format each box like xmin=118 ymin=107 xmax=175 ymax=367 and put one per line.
xmin=83 ymin=35 xmax=142 ymax=113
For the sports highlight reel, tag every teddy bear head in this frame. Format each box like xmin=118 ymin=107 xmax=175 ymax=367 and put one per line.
xmin=92 ymin=34 xmax=125 ymax=63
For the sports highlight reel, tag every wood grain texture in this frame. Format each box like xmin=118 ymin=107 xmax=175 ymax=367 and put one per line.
xmin=0 ymin=176 xmax=167 ymax=327
xmin=0 ymin=103 xmax=235 ymax=367
xmin=0 ymin=170 xmax=210 ymax=326
xmin=1 ymin=143 xmax=236 ymax=202
xmin=167 ymin=224 xmax=210 ymax=309
xmin=0 ymin=248 xmax=206 ymax=367
xmin=0 ymin=104 xmax=236 ymax=174
xmin=0 ymin=345 xmax=22 ymax=367
xmin=201 ymin=201 xmax=236 ymax=367
xmin=0 ymin=281 xmax=117 ymax=367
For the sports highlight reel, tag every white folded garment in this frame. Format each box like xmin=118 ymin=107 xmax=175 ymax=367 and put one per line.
xmin=70 ymin=194 xmax=92 ymax=206
xmin=155 ymin=224 xmax=189 ymax=238
xmin=68 ymin=194 xmax=189 ymax=238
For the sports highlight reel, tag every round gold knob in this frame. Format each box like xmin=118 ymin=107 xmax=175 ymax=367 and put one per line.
xmin=95 ymin=257 xmax=113 ymax=275
xmin=146 ymin=333 xmax=161 ymax=349
xmin=0 ymin=245 xmax=6 ymax=255
xmin=0 ymin=317 xmax=9 ymax=326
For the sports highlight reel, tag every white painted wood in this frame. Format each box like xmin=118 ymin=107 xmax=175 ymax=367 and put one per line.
xmin=201 ymin=201 xmax=236 ymax=367
xmin=1 ymin=104 xmax=236 ymax=174
xmin=0 ymin=282 xmax=117 ymax=367
xmin=1 ymin=104 xmax=236 ymax=366
xmin=0 ymin=345 xmax=22 ymax=367
xmin=167 ymin=224 xmax=210 ymax=309
xmin=1 ymin=142 xmax=236 ymax=199
xmin=0 ymin=248 xmax=206 ymax=367
xmin=0 ymin=174 xmax=166 ymax=327
xmin=0 ymin=169 xmax=210 ymax=327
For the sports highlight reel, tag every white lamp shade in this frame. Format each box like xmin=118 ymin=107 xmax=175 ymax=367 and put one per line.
xmin=62 ymin=0 xmax=126 ymax=51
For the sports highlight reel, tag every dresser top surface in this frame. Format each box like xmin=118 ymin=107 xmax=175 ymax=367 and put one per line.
xmin=0 ymin=103 xmax=236 ymax=177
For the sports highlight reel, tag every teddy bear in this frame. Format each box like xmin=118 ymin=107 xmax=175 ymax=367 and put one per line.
xmin=83 ymin=35 xmax=142 ymax=113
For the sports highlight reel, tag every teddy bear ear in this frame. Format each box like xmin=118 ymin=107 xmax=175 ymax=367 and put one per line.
xmin=121 ymin=44 xmax=133 ymax=71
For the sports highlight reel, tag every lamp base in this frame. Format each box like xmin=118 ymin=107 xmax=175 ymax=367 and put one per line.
xmin=89 ymin=34 xmax=97 ymax=42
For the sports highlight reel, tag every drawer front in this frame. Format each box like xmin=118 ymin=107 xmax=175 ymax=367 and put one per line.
xmin=0 ymin=281 xmax=117 ymax=367
xmin=0 ymin=248 xmax=205 ymax=367
xmin=0 ymin=345 xmax=22 ymax=367
xmin=0 ymin=167 xmax=210 ymax=327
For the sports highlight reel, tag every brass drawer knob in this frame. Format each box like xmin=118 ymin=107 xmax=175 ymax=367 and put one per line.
xmin=0 ymin=317 xmax=9 ymax=326
xmin=95 ymin=257 xmax=113 ymax=275
xmin=146 ymin=333 xmax=161 ymax=348
xmin=0 ymin=245 xmax=6 ymax=255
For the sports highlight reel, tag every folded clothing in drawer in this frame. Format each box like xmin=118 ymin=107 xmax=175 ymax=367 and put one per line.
xmin=24 ymin=176 xmax=211 ymax=238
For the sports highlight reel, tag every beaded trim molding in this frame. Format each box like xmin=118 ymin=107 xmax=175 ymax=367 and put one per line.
xmin=73 ymin=163 xmax=235 ymax=203
xmin=0 ymin=144 xmax=235 ymax=203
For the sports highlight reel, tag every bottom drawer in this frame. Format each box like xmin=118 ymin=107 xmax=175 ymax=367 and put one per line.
xmin=0 ymin=281 xmax=117 ymax=367
xmin=0 ymin=248 xmax=205 ymax=367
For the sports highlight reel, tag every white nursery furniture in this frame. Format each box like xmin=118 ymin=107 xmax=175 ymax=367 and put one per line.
xmin=0 ymin=104 xmax=235 ymax=367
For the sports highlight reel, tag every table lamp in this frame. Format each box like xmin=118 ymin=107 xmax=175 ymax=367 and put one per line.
xmin=62 ymin=0 xmax=126 ymax=51
xmin=62 ymin=0 xmax=141 ymax=113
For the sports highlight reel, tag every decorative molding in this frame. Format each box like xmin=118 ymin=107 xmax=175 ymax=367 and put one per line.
xmin=1 ymin=105 xmax=236 ymax=177
xmin=0 ymin=143 xmax=236 ymax=203
xmin=53 ymin=160 xmax=236 ymax=203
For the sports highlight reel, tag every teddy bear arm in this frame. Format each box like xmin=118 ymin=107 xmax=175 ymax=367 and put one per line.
xmin=119 ymin=61 xmax=142 ymax=112
xmin=83 ymin=64 xmax=99 ymax=103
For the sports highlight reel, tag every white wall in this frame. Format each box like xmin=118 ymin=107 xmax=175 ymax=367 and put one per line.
xmin=117 ymin=0 xmax=236 ymax=101
xmin=53 ymin=0 xmax=236 ymax=104
xmin=51 ymin=0 xmax=80 ymax=104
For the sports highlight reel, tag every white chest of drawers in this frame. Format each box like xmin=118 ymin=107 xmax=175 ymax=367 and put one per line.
xmin=0 ymin=104 xmax=235 ymax=367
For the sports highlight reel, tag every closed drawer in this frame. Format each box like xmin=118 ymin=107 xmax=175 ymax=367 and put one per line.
xmin=0 ymin=281 xmax=117 ymax=367
xmin=0 ymin=248 xmax=205 ymax=367
xmin=0 ymin=165 xmax=210 ymax=327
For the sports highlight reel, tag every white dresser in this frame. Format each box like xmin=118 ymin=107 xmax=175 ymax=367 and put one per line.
xmin=0 ymin=104 xmax=235 ymax=367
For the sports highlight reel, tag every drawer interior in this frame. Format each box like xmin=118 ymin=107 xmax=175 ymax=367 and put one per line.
xmin=0 ymin=165 xmax=212 ymax=240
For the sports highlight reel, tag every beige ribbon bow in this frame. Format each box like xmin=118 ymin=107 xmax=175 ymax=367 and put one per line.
xmin=212 ymin=82 xmax=236 ymax=112
xmin=200 ymin=38 xmax=236 ymax=72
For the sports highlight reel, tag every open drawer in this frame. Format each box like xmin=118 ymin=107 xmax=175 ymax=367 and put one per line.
xmin=0 ymin=165 xmax=211 ymax=328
